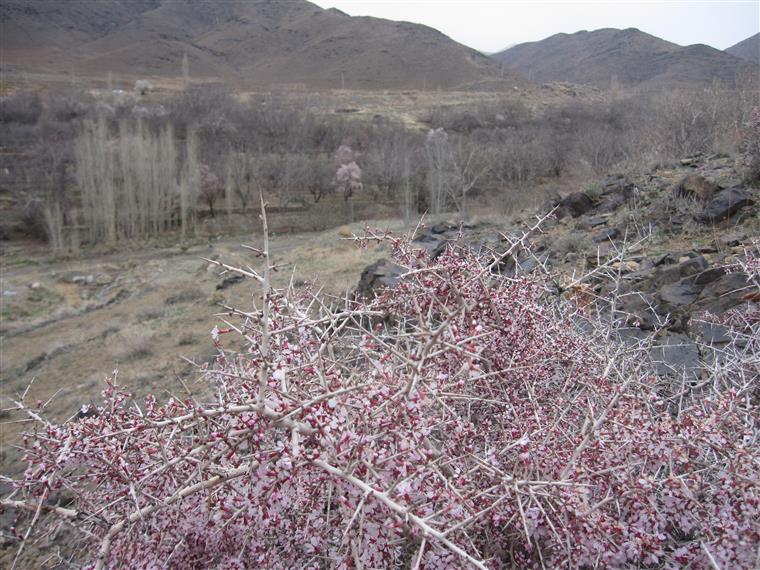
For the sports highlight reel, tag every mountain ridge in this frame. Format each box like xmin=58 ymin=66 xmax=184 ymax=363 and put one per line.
xmin=492 ymin=27 xmax=758 ymax=89
xmin=0 ymin=0 xmax=520 ymax=90
xmin=726 ymin=32 xmax=760 ymax=65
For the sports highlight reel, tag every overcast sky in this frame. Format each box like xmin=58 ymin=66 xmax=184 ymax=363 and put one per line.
xmin=311 ymin=1 xmax=759 ymax=53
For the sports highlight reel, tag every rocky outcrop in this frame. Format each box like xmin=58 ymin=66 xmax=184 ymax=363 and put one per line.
xmin=355 ymin=152 xmax=758 ymax=379
xmin=700 ymin=187 xmax=754 ymax=223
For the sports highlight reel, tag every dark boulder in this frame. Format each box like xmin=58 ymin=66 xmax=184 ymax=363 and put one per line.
xmin=355 ymin=259 xmax=405 ymax=298
xmin=555 ymin=192 xmax=594 ymax=219
xmin=650 ymin=333 xmax=702 ymax=381
xmin=592 ymin=227 xmax=620 ymax=243
xmin=700 ymin=188 xmax=754 ymax=223
xmin=695 ymin=272 xmax=752 ymax=313
xmin=216 ymin=275 xmax=244 ymax=290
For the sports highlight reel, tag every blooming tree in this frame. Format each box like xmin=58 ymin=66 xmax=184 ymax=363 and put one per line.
xmin=3 ymin=209 xmax=758 ymax=568
xmin=334 ymin=145 xmax=363 ymax=201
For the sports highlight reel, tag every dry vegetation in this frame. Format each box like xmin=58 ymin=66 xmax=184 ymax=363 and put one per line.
xmin=1 ymin=75 xmax=759 ymax=568
xmin=1 ymin=79 xmax=756 ymax=254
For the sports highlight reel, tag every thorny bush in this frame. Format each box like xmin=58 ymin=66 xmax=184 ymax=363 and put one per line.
xmin=3 ymin=218 xmax=759 ymax=569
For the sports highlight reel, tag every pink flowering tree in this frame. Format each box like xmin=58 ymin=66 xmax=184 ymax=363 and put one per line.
xmin=334 ymin=145 xmax=363 ymax=201
xmin=3 ymin=209 xmax=758 ymax=568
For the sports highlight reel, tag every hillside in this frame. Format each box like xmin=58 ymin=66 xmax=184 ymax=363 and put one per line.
xmin=493 ymin=27 xmax=758 ymax=89
xmin=0 ymin=0 xmax=517 ymax=90
xmin=726 ymin=32 xmax=760 ymax=65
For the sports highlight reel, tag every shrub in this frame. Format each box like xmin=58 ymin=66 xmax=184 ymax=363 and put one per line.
xmin=4 ymin=223 xmax=758 ymax=568
xmin=0 ymin=91 xmax=43 ymax=124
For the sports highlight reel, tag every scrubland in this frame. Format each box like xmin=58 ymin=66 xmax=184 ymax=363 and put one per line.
xmin=1 ymin=78 xmax=759 ymax=568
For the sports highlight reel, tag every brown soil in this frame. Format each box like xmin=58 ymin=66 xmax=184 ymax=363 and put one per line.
xmin=0 ymin=220 xmax=410 ymax=476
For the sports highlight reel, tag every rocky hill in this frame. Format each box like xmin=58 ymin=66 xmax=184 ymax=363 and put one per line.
xmin=0 ymin=0 xmax=517 ymax=90
xmin=358 ymin=153 xmax=759 ymax=380
xmin=726 ymin=32 xmax=760 ymax=65
xmin=492 ymin=28 xmax=758 ymax=89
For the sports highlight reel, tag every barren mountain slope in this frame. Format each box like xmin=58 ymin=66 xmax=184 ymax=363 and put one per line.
xmin=493 ymin=27 xmax=758 ymax=89
xmin=726 ymin=32 xmax=760 ymax=65
xmin=1 ymin=0 xmax=518 ymax=89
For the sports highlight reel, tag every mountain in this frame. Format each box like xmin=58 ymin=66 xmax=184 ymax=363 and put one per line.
xmin=492 ymin=28 xmax=758 ymax=89
xmin=726 ymin=33 xmax=760 ymax=65
xmin=0 ymin=0 xmax=518 ymax=90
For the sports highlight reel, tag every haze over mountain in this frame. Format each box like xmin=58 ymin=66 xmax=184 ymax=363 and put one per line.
xmin=0 ymin=0 xmax=516 ymax=90
xmin=726 ymin=32 xmax=760 ymax=66
xmin=493 ymin=28 xmax=758 ymax=90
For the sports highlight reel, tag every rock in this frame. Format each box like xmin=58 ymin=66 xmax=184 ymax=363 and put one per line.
xmin=645 ymin=256 xmax=708 ymax=291
xmin=430 ymin=222 xmax=458 ymax=235
xmin=216 ymin=275 xmax=245 ymax=290
xmin=555 ymin=192 xmax=594 ymax=219
xmin=692 ymin=267 xmax=725 ymax=286
xmin=29 ymin=282 xmax=41 ymax=290
xmin=673 ymin=174 xmax=719 ymax=202
xmin=617 ymin=291 xmax=660 ymax=329
xmin=716 ymin=232 xmax=746 ymax=248
xmin=539 ymin=193 xmax=562 ymax=215
xmin=693 ymin=322 xmax=733 ymax=346
xmin=695 ymin=272 xmax=751 ymax=313
xmin=700 ymin=188 xmax=754 ymax=223
xmin=659 ymin=280 xmax=703 ymax=307
xmin=612 ymin=260 xmax=640 ymax=273
xmin=95 ymin=274 xmax=114 ymax=286
xmin=595 ymin=193 xmax=627 ymax=214
xmin=582 ymin=216 xmax=609 ymax=229
xmin=2 ymin=290 xmax=17 ymax=297
xmin=592 ymin=227 xmax=620 ymax=243
xmin=355 ymin=259 xmax=405 ymax=298
xmin=58 ymin=271 xmax=87 ymax=285
xmin=650 ymin=333 xmax=701 ymax=381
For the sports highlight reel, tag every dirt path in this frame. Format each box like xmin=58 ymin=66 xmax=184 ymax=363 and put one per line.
xmin=0 ymin=223 xmax=407 ymax=476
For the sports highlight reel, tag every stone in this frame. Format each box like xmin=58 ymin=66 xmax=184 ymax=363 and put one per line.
xmin=700 ymin=188 xmax=754 ymax=223
xmin=659 ymin=280 xmax=703 ymax=307
xmin=95 ymin=274 xmax=114 ymax=286
xmin=716 ymin=232 xmax=745 ymax=247
xmin=617 ymin=291 xmax=660 ymax=329
xmin=695 ymin=272 xmax=751 ymax=313
xmin=216 ymin=275 xmax=245 ymax=290
xmin=555 ymin=192 xmax=594 ymax=219
xmin=595 ymin=193 xmax=626 ymax=214
xmin=650 ymin=333 xmax=701 ymax=381
xmin=59 ymin=272 xmax=88 ymax=284
xmin=582 ymin=216 xmax=609 ymax=229
xmin=693 ymin=322 xmax=733 ymax=346
xmin=612 ymin=260 xmax=640 ymax=273
xmin=592 ymin=227 xmax=620 ymax=243
xmin=355 ymin=259 xmax=405 ymax=298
